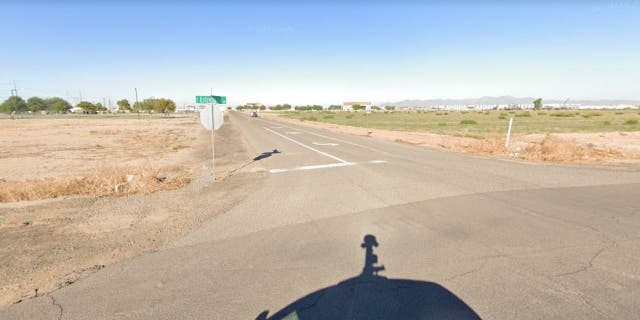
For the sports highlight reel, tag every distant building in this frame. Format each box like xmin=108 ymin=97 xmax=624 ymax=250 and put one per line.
xmin=246 ymin=102 xmax=264 ymax=108
xmin=178 ymin=105 xmax=199 ymax=112
xmin=342 ymin=101 xmax=371 ymax=111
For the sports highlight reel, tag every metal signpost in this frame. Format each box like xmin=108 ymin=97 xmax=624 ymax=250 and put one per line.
xmin=196 ymin=94 xmax=227 ymax=179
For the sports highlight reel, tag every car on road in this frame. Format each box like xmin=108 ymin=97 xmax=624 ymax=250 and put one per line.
xmin=251 ymin=111 xmax=258 ymax=117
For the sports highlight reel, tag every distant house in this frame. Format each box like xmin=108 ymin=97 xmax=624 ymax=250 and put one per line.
xmin=70 ymin=107 xmax=84 ymax=113
xmin=246 ymin=102 xmax=265 ymax=109
xmin=342 ymin=101 xmax=371 ymax=111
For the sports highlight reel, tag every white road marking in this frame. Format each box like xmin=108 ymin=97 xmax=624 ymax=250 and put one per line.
xmin=269 ymin=162 xmax=354 ymax=173
xmin=369 ymin=160 xmax=387 ymax=164
xmin=270 ymin=126 xmax=283 ymax=129
xmin=312 ymin=142 xmax=339 ymax=146
xmin=264 ymin=127 xmax=350 ymax=164
xmin=285 ymin=131 xmax=302 ymax=135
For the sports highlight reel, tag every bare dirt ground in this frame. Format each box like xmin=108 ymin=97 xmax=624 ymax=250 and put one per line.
xmin=0 ymin=115 xmax=266 ymax=307
xmin=0 ymin=116 xmax=210 ymax=202
xmin=261 ymin=112 xmax=640 ymax=166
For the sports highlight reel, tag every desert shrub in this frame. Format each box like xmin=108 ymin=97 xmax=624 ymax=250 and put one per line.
xmin=603 ymin=121 xmax=611 ymax=126
xmin=550 ymin=113 xmax=574 ymax=117
xmin=438 ymin=122 xmax=447 ymax=126
xmin=345 ymin=114 xmax=354 ymax=119
xmin=460 ymin=119 xmax=477 ymax=125
xmin=498 ymin=115 xmax=507 ymax=120
xmin=515 ymin=112 xmax=531 ymax=117
xmin=323 ymin=115 xmax=334 ymax=119
xmin=625 ymin=119 xmax=638 ymax=125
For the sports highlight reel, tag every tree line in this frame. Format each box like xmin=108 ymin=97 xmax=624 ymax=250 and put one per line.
xmin=0 ymin=96 xmax=176 ymax=114
xmin=0 ymin=96 xmax=72 ymax=113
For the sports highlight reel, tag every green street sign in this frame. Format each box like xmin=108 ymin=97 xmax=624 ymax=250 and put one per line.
xmin=196 ymin=95 xmax=227 ymax=104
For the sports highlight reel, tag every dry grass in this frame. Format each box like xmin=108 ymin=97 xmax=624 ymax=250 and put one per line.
xmin=520 ymin=135 xmax=624 ymax=162
xmin=461 ymin=138 xmax=508 ymax=155
xmin=0 ymin=165 xmax=191 ymax=203
xmin=262 ymin=112 xmax=640 ymax=165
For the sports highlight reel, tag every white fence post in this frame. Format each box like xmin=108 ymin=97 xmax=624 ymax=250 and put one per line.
xmin=505 ymin=117 xmax=513 ymax=148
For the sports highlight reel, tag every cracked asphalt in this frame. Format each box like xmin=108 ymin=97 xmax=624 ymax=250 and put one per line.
xmin=2 ymin=111 xmax=640 ymax=319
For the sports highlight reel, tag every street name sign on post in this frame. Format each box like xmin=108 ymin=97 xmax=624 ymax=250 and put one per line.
xmin=196 ymin=95 xmax=227 ymax=104
xmin=196 ymin=95 xmax=227 ymax=180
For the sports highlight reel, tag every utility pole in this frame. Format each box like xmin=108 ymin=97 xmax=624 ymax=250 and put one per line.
xmin=135 ymin=88 xmax=140 ymax=120
xmin=10 ymin=80 xmax=17 ymax=97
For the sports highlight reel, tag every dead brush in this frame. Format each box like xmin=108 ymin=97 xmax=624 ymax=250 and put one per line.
xmin=459 ymin=138 xmax=507 ymax=155
xmin=0 ymin=166 xmax=190 ymax=203
xmin=520 ymin=134 xmax=624 ymax=162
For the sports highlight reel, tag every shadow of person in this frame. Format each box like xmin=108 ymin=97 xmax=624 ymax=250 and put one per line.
xmin=257 ymin=234 xmax=481 ymax=320
xmin=254 ymin=149 xmax=281 ymax=161
xmin=229 ymin=149 xmax=282 ymax=175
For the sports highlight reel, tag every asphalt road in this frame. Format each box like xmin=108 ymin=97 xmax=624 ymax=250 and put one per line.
xmin=3 ymin=111 xmax=640 ymax=319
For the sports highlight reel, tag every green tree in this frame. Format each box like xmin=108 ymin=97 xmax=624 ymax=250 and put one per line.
xmin=384 ymin=106 xmax=396 ymax=111
xmin=533 ymin=98 xmax=543 ymax=110
xmin=95 ymin=103 xmax=108 ymax=112
xmin=0 ymin=96 xmax=28 ymax=113
xmin=77 ymin=101 xmax=97 ymax=113
xmin=27 ymin=97 xmax=48 ymax=112
xmin=271 ymin=104 xmax=292 ymax=110
xmin=151 ymin=98 xmax=176 ymax=113
xmin=117 ymin=99 xmax=131 ymax=112
xmin=132 ymin=101 xmax=144 ymax=112
xmin=352 ymin=104 xmax=366 ymax=111
xmin=329 ymin=105 xmax=342 ymax=110
xmin=45 ymin=97 xmax=72 ymax=113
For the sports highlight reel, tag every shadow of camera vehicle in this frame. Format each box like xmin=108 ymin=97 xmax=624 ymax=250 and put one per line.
xmin=257 ymin=234 xmax=481 ymax=320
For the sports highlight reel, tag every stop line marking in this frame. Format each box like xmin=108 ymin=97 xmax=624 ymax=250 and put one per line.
xmin=313 ymin=142 xmax=339 ymax=146
xmin=269 ymin=162 xmax=354 ymax=173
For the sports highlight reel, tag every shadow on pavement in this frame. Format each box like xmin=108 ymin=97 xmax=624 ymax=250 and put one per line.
xmin=228 ymin=149 xmax=281 ymax=174
xmin=256 ymin=234 xmax=481 ymax=320
xmin=253 ymin=149 xmax=281 ymax=161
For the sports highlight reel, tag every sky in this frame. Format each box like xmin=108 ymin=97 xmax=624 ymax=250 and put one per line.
xmin=1 ymin=1 xmax=639 ymax=106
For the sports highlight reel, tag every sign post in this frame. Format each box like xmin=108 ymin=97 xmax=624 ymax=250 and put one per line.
xmin=196 ymin=94 xmax=227 ymax=179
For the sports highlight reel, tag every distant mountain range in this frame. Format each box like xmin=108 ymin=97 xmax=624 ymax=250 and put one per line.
xmin=381 ymin=96 xmax=640 ymax=107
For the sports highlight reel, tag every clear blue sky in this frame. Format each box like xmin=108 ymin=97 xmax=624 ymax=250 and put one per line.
xmin=1 ymin=1 xmax=639 ymax=106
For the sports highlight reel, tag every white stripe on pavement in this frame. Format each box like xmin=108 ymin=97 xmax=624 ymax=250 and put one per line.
xmin=312 ymin=142 xmax=339 ymax=146
xmin=264 ymin=127 xmax=350 ymax=164
xmin=269 ymin=162 xmax=354 ymax=173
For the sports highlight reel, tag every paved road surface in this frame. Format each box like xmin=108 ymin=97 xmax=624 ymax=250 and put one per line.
xmin=3 ymin=111 xmax=640 ymax=319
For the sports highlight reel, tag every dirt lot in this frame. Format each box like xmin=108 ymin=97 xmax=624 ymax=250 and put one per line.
xmin=261 ymin=112 xmax=640 ymax=166
xmin=0 ymin=116 xmax=211 ymax=202
xmin=0 ymin=115 xmax=266 ymax=307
